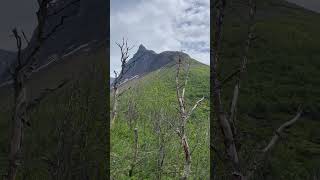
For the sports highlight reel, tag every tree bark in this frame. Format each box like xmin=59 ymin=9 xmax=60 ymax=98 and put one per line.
xmin=111 ymin=86 xmax=118 ymax=127
xmin=181 ymin=135 xmax=191 ymax=180
xmin=212 ymin=0 xmax=240 ymax=174
xmin=7 ymin=73 xmax=27 ymax=180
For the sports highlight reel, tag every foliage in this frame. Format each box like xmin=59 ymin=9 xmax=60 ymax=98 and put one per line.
xmin=0 ymin=52 xmax=108 ymax=179
xmin=111 ymin=60 xmax=210 ymax=179
xmin=212 ymin=0 xmax=320 ymax=179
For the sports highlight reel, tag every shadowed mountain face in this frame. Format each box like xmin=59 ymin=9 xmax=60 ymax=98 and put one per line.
xmin=121 ymin=44 xmax=191 ymax=80
xmin=286 ymin=0 xmax=320 ymax=13
xmin=0 ymin=0 xmax=108 ymax=84
xmin=26 ymin=0 xmax=108 ymax=62
xmin=0 ymin=50 xmax=15 ymax=83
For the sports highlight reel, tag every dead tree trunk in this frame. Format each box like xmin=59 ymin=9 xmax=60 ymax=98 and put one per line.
xmin=175 ymin=54 xmax=204 ymax=179
xmin=212 ymin=0 xmax=241 ymax=176
xmin=111 ymin=38 xmax=134 ymax=127
xmin=181 ymin=135 xmax=191 ymax=179
xmin=7 ymin=73 xmax=26 ymax=180
xmin=229 ymin=0 xmax=256 ymax=138
xmin=6 ymin=1 xmax=79 ymax=179
xmin=111 ymin=78 xmax=118 ymax=127
xmin=212 ymin=0 xmax=304 ymax=179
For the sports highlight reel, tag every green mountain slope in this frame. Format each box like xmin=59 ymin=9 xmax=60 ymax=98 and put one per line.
xmin=0 ymin=48 xmax=108 ymax=179
xmin=111 ymin=59 xmax=210 ymax=179
xmin=213 ymin=0 xmax=320 ymax=179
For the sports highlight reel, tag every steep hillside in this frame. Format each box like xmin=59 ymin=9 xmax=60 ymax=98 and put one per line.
xmin=0 ymin=0 xmax=109 ymax=178
xmin=213 ymin=0 xmax=320 ymax=179
xmin=0 ymin=48 xmax=108 ymax=179
xmin=111 ymin=56 xmax=210 ymax=179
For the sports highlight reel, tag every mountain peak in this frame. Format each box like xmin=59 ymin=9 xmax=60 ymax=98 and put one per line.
xmin=137 ymin=44 xmax=147 ymax=52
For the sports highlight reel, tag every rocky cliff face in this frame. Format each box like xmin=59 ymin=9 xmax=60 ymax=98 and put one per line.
xmin=121 ymin=44 xmax=190 ymax=80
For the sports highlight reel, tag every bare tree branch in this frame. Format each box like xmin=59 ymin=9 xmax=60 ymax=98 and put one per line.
xmin=21 ymin=30 xmax=30 ymax=46
xmin=175 ymin=54 xmax=186 ymax=117
xmin=244 ymin=107 xmax=303 ymax=180
xmin=21 ymin=1 xmax=80 ymax=73
xmin=6 ymin=1 xmax=79 ymax=178
xmin=12 ymin=29 xmax=22 ymax=68
xmin=26 ymin=80 xmax=69 ymax=112
xmin=181 ymin=57 xmax=190 ymax=100
xmin=111 ymin=38 xmax=136 ymax=127
xmin=186 ymin=97 xmax=205 ymax=120
xmin=229 ymin=0 xmax=256 ymax=137
xmin=212 ymin=0 xmax=241 ymax=175
xmin=262 ymin=108 xmax=303 ymax=153
xmin=174 ymin=50 xmax=205 ymax=179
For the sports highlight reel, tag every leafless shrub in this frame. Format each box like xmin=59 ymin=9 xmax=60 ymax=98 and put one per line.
xmin=212 ymin=0 xmax=304 ymax=179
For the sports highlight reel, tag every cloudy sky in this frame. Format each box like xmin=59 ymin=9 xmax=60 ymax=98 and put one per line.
xmin=110 ymin=0 xmax=210 ymax=75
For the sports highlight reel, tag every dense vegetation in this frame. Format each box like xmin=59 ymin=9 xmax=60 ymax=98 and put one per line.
xmin=111 ymin=60 xmax=210 ymax=179
xmin=0 ymin=50 xmax=108 ymax=179
xmin=212 ymin=0 xmax=320 ymax=179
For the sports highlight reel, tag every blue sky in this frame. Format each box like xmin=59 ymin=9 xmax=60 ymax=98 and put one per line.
xmin=110 ymin=0 xmax=210 ymax=75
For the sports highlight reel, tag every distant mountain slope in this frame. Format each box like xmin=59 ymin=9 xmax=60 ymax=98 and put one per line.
xmin=121 ymin=44 xmax=193 ymax=80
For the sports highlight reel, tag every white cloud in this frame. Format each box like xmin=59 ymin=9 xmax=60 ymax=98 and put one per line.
xmin=110 ymin=0 xmax=210 ymax=76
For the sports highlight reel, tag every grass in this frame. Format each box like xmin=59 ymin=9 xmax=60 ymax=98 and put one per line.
xmin=212 ymin=0 xmax=320 ymax=179
xmin=0 ymin=48 xmax=108 ymax=179
xmin=111 ymin=59 xmax=210 ymax=179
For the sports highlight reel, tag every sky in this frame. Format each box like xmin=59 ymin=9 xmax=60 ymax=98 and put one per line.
xmin=110 ymin=0 xmax=210 ymax=75
xmin=0 ymin=0 xmax=319 ymax=59
xmin=0 ymin=0 xmax=37 ymax=51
